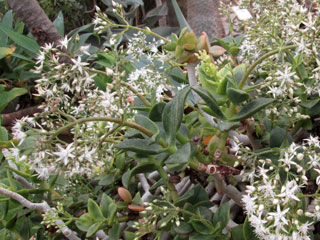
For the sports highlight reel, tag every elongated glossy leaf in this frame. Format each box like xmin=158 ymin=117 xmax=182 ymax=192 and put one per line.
xmin=116 ymin=139 xmax=164 ymax=155
xmin=269 ymin=127 xmax=286 ymax=148
xmin=227 ymin=87 xmax=250 ymax=104
xmin=163 ymin=87 xmax=190 ymax=145
xmin=53 ymin=11 xmax=64 ymax=37
xmin=305 ymin=100 xmax=320 ymax=116
xmin=135 ymin=114 xmax=160 ymax=143
xmin=0 ymin=26 xmax=40 ymax=56
xmin=229 ymin=98 xmax=274 ymax=122
xmin=192 ymin=87 xmax=226 ymax=120
xmin=88 ymin=199 xmax=104 ymax=220
xmin=0 ymin=88 xmax=28 ymax=113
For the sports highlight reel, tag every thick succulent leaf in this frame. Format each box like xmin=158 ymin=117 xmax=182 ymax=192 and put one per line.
xmin=233 ymin=64 xmax=246 ymax=85
xmin=135 ymin=114 xmax=160 ymax=143
xmin=212 ymin=202 xmax=230 ymax=231
xmin=162 ymin=87 xmax=190 ymax=145
xmin=191 ymin=87 xmax=226 ymax=120
xmin=116 ymin=139 xmax=164 ymax=155
xmin=229 ymin=98 xmax=274 ymax=122
xmin=165 ymin=143 xmax=191 ymax=164
xmin=88 ymin=199 xmax=104 ymax=220
xmin=226 ymin=87 xmax=250 ymax=104
xmin=149 ymin=102 xmax=166 ymax=122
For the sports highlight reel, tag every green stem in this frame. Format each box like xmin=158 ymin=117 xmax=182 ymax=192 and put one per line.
xmin=110 ymin=23 xmax=170 ymax=43
xmin=121 ymin=81 xmax=151 ymax=107
xmin=238 ymin=45 xmax=297 ymax=89
xmin=48 ymin=117 xmax=153 ymax=142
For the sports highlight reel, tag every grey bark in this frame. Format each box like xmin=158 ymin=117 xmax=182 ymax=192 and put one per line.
xmin=6 ymin=0 xmax=63 ymax=46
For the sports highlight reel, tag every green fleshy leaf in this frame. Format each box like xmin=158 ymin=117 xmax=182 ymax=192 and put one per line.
xmin=100 ymin=193 xmax=114 ymax=218
xmin=173 ymin=221 xmax=193 ymax=234
xmin=108 ymin=222 xmax=121 ymax=240
xmin=116 ymin=139 xmax=164 ymax=155
xmin=212 ymin=202 xmax=230 ymax=231
xmin=149 ymin=102 xmax=166 ymax=122
xmin=191 ymin=87 xmax=226 ymax=120
xmin=163 ymin=87 xmax=190 ymax=145
xmin=135 ymin=114 xmax=160 ymax=143
xmin=226 ymin=87 xmax=250 ymax=104
xmin=229 ymin=98 xmax=274 ymax=122
xmin=165 ymin=143 xmax=191 ymax=164
xmin=75 ymin=213 xmax=95 ymax=232
xmin=233 ymin=64 xmax=246 ymax=85
xmin=86 ymin=222 xmax=103 ymax=238
xmin=175 ymin=184 xmax=209 ymax=207
xmin=88 ymin=199 xmax=104 ymax=220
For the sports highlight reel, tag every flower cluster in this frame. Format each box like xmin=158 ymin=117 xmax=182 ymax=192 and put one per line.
xmin=233 ymin=0 xmax=320 ymax=124
xmin=242 ymin=136 xmax=320 ymax=239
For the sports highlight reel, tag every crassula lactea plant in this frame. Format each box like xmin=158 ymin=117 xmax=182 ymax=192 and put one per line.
xmin=2 ymin=0 xmax=320 ymax=239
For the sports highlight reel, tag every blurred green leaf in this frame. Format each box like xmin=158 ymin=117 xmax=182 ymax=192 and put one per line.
xmin=212 ymin=202 xmax=230 ymax=231
xmin=0 ymin=10 xmax=13 ymax=46
xmin=86 ymin=222 xmax=103 ymax=238
xmin=53 ymin=11 xmax=64 ymax=37
xmin=0 ymin=88 xmax=28 ymax=113
xmin=0 ymin=26 xmax=40 ymax=56
xmin=243 ymin=217 xmax=259 ymax=240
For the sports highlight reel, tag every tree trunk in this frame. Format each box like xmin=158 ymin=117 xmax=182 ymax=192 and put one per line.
xmin=166 ymin=0 xmax=226 ymax=40
xmin=6 ymin=0 xmax=62 ymax=46
xmin=187 ymin=0 xmax=225 ymax=40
